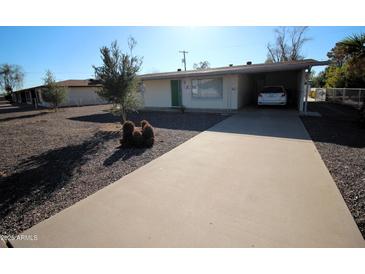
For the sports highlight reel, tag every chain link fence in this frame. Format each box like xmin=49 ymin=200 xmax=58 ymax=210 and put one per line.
xmin=311 ymin=88 xmax=365 ymax=109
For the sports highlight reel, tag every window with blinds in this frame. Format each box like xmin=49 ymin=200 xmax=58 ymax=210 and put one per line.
xmin=191 ymin=78 xmax=223 ymax=99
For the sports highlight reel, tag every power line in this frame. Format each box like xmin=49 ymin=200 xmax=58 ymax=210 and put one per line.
xmin=179 ymin=50 xmax=188 ymax=71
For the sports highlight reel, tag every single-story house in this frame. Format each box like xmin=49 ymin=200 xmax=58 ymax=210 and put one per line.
xmin=12 ymin=79 xmax=107 ymax=107
xmin=139 ymin=59 xmax=329 ymax=112
xmin=12 ymin=59 xmax=328 ymax=112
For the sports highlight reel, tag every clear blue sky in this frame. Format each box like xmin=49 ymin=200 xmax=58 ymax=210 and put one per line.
xmin=1 ymin=26 xmax=364 ymax=90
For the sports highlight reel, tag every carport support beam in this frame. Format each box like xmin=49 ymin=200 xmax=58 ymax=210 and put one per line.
xmin=303 ymin=67 xmax=312 ymax=114
xmin=304 ymin=83 xmax=310 ymax=113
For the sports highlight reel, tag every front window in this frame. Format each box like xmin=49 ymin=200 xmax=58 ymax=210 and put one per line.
xmin=191 ymin=78 xmax=223 ymax=99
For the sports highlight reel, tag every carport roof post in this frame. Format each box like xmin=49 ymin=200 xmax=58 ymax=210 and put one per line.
xmin=139 ymin=59 xmax=330 ymax=80
xmin=304 ymin=67 xmax=312 ymax=114
xmin=298 ymin=66 xmax=314 ymax=114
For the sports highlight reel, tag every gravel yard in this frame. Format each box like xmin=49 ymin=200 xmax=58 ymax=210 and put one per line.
xmin=0 ymin=103 xmax=228 ymax=236
xmin=301 ymin=102 xmax=365 ymax=238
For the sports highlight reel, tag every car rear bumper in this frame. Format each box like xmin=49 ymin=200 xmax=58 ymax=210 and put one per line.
xmin=258 ymin=100 xmax=287 ymax=105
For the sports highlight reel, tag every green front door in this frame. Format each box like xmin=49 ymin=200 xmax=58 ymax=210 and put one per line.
xmin=171 ymin=80 xmax=182 ymax=107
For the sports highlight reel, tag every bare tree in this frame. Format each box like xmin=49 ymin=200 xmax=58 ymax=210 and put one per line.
xmin=266 ymin=27 xmax=310 ymax=63
xmin=0 ymin=64 xmax=24 ymax=94
xmin=193 ymin=61 xmax=210 ymax=70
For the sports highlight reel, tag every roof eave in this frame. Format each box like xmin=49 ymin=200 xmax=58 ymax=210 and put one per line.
xmin=140 ymin=60 xmax=330 ymax=81
xmin=15 ymin=84 xmax=101 ymax=93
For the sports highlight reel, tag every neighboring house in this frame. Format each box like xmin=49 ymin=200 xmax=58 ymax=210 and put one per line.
xmin=140 ymin=59 xmax=329 ymax=112
xmin=12 ymin=79 xmax=107 ymax=107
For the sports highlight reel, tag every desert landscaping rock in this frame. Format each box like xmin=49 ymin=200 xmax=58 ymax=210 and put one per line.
xmin=301 ymin=102 xmax=365 ymax=238
xmin=0 ymin=103 xmax=227 ymax=236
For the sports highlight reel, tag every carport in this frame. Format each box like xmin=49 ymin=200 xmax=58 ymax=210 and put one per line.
xmin=237 ymin=69 xmax=305 ymax=109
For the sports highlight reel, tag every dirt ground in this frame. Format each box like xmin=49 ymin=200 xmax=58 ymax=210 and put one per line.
xmin=0 ymin=103 xmax=228 ymax=236
xmin=301 ymin=102 xmax=365 ymax=238
xmin=2 ymin=101 xmax=363 ymax=239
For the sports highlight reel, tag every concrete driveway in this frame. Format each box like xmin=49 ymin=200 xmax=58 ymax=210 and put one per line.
xmin=11 ymin=109 xmax=364 ymax=247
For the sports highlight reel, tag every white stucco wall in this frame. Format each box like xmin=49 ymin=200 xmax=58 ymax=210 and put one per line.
xmin=143 ymin=75 xmax=239 ymax=110
xmin=38 ymin=86 xmax=107 ymax=107
xmin=142 ymin=70 xmax=305 ymax=111
xmin=65 ymin=87 xmax=107 ymax=106
xmin=142 ymin=80 xmax=171 ymax=108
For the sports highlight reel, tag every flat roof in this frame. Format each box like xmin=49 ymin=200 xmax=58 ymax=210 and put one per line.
xmin=14 ymin=59 xmax=329 ymax=92
xmin=140 ymin=59 xmax=330 ymax=80
xmin=15 ymin=79 xmax=101 ymax=92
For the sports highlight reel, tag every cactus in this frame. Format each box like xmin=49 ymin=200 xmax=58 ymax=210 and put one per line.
xmin=144 ymin=137 xmax=155 ymax=148
xmin=131 ymin=129 xmax=144 ymax=148
xmin=140 ymin=119 xmax=149 ymax=129
xmin=121 ymin=120 xmax=135 ymax=147
xmin=141 ymin=121 xmax=155 ymax=147
xmin=120 ymin=120 xmax=155 ymax=148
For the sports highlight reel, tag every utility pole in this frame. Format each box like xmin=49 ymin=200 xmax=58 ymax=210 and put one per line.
xmin=179 ymin=50 xmax=188 ymax=71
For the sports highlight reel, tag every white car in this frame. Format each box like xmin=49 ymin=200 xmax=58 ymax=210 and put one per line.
xmin=257 ymin=86 xmax=287 ymax=106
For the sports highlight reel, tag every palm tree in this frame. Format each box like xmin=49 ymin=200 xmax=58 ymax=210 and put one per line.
xmin=338 ymin=33 xmax=365 ymax=86
xmin=339 ymin=33 xmax=365 ymax=59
